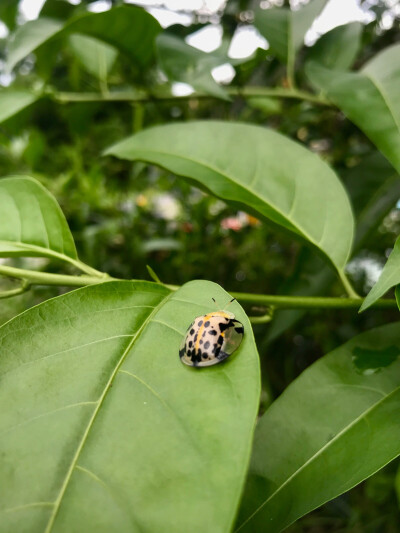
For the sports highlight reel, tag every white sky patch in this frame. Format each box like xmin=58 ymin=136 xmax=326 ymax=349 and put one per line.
xmin=171 ymin=82 xmax=195 ymax=96
xmin=306 ymin=0 xmax=374 ymax=44
xmin=15 ymin=0 xmax=379 ymax=60
xmin=126 ymin=0 xmax=226 ymax=13
xmin=0 ymin=21 xmax=9 ymax=38
xmin=19 ymin=0 xmax=46 ymax=20
xmin=228 ymin=25 xmax=269 ymax=59
xmin=147 ymin=7 xmax=193 ymax=27
xmin=211 ymin=62 xmax=235 ymax=83
xmin=87 ymin=1 xmax=111 ymax=13
xmin=186 ymin=25 xmax=223 ymax=52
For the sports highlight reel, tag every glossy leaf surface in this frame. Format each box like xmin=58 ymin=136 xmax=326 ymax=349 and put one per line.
xmin=307 ymin=43 xmax=400 ymax=173
xmin=105 ymin=121 xmax=354 ymax=271
xmin=0 ymin=280 xmax=260 ymax=533
xmin=237 ymin=323 xmax=400 ymax=532
xmin=360 ymin=235 xmax=400 ymax=311
xmin=7 ymin=6 xmax=161 ymax=71
xmin=0 ymin=176 xmax=77 ymax=260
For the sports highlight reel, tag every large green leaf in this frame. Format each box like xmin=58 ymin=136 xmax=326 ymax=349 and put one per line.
xmin=0 ymin=90 xmax=40 ymax=124
xmin=156 ymin=33 xmax=229 ymax=100
xmin=68 ymin=34 xmax=117 ymax=81
xmin=360 ymin=234 xmax=400 ymax=312
xmin=7 ymin=5 xmax=161 ymax=71
xmin=255 ymin=0 xmax=327 ymax=70
xmin=306 ymin=22 xmax=362 ymax=70
xmin=236 ymin=323 xmax=400 ymax=533
xmin=105 ymin=121 xmax=354 ymax=273
xmin=307 ymin=43 xmax=400 ymax=173
xmin=0 ymin=280 xmax=260 ymax=533
xmin=0 ymin=176 xmax=77 ymax=262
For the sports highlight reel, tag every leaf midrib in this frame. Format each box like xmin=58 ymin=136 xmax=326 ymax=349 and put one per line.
xmin=0 ymin=240 xmax=76 ymax=264
xmin=44 ymin=289 xmax=173 ymax=532
xmin=236 ymin=383 xmax=400 ymax=531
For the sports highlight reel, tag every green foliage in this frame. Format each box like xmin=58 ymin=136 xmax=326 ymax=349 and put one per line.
xmin=156 ymin=34 xmax=230 ymax=100
xmin=237 ymin=323 xmax=400 ymax=532
xmin=1 ymin=1 xmax=400 ymax=531
xmin=307 ymin=43 xmax=400 ymax=173
xmin=0 ymin=176 xmax=77 ymax=260
xmin=106 ymin=121 xmax=354 ymax=272
xmin=0 ymin=280 xmax=260 ymax=532
xmin=255 ymin=0 xmax=327 ymax=77
xmin=7 ymin=5 xmax=161 ymax=70
xmin=361 ymin=235 xmax=400 ymax=311
xmin=305 ymin=22 xmax=363 ymax=70
xmin=0 ymin=90 xmax=40 ymax=123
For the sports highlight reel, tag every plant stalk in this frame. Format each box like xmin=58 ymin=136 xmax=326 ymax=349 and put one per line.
xmin=53 ymin=87 xmax=330 ymax=106
xmin=0 ymin=264 xmax=397 ymax=310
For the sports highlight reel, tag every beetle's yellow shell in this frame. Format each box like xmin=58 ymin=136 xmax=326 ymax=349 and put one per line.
xmin=179 ymin=310 xmax=244 ymax=368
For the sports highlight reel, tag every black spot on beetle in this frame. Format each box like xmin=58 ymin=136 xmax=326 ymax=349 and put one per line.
xmin=217 ymin=351 xmax=229 ymax=361
xmin=204 ymin=321 xmax=210 ymax=327
xmin=200 ymin=340 xmax=203 ymax=345
xmin=235 ymin=326 xmax=244 ymax=334
xmin=219 ymin=322 xmax=229 ymax=332
xmin=202 ymin=331 xmax=206 ymax=337
xmin=218 ymin=335 xmax=224 ymax=345
xmin=190 ymin=328 xmax=195 ymax=335
xmin=204 ymin=341 xmax=210 ymax=350
xmin=198 ymin=320 xmax=203 ymax=327
xmin=209 ymin=330 xmax=217 ymax=336
xmin=202 ymin=353 xmax=208 ymax=359
xmin=188 ymin=341 xmax=193 ymax=347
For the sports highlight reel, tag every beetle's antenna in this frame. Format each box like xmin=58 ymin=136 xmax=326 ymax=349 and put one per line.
xmin=212 ymin=297 xmax=218 ymax=309
xmin=224 ymin=297 xmax=236 ymax=309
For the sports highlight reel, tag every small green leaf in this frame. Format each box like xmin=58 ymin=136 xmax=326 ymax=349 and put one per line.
xmin=236 ymin=322 xmax=400 ymax=533
xmin=146 ymin=265 xmax=162 ymax=284
xmin=0 ymin=280 xmax=260 ymax=533
xmin=307 ymin=43 xmax=400 ymax=174
xmin=0 ymin=176 xmax=77 ymax=262
xmin=343 ymin=152 xmax=400 ymax=249
xmin=255 ymin=0 xmax=327 ymax=68
xmin=360 ymin=235 xmax=400 ymax=312
xmin=68 ymin=34 xmax=117 ymax=81
xmin=156 ymin=33 xmax=230 ymax=100
xmin=306 ymin=22 xmax=362 ymax=70
xmin=0 ymin=90 xmax=40 ymax=124
xmin=105 ymin=121 xmax=354 ymax=273
xmin=7 ymin=6 xmax=161 ymax=71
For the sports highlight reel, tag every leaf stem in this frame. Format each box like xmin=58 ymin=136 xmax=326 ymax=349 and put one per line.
xmin=0 ymin=264 xmax=109 ymax=287
xmin=338 ymin=270 xmax=360 ymax=299
xmin=0 ymin=279 xmax=30 ymax=299
xmin=53 ymin=87 xmax=330 ymax=106
xmin=0 ymin=265 xmax=396 ymax=310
